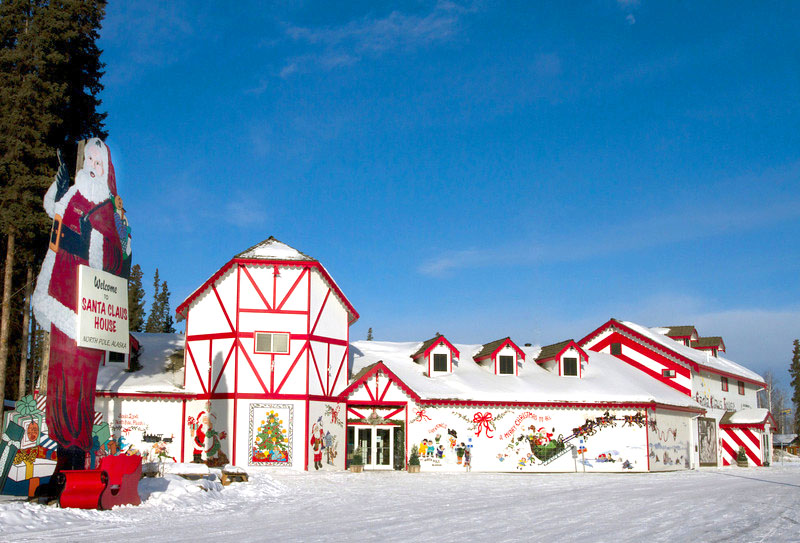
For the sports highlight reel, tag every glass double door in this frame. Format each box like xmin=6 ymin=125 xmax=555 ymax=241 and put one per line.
xmin=355 ymin=426 xmax=394 ymax=469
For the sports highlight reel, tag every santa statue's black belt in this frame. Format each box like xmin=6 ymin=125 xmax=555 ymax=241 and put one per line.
xmin=49 ymin=214 xmax=89 ymax=260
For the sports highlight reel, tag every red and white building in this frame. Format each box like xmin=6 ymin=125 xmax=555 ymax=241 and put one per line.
xmin=579 ymin=319 xmax=772 ymax=467
xmin=93 ymin=238 xmax=772 ymax=473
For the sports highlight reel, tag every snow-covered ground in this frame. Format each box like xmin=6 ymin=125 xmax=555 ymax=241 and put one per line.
xmin=2 ymin=463 xmax=800 ymax=542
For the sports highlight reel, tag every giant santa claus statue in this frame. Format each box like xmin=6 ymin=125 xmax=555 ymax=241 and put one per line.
xmin=32 ymin=138 xmax=131 ymax=477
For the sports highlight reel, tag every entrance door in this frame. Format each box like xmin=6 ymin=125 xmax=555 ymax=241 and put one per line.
xmin=351 ymin=426 xmax=394 ymax=469
xmin=698 ymin=417 xmax=717 ymax=466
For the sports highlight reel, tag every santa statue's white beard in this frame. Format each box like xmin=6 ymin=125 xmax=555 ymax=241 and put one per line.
xmin=74 ymin=169 xmax=110 ymax=205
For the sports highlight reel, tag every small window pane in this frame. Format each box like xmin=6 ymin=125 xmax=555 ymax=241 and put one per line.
xmin=255 ymin=333 xmax=272 ymax=353
xmin=721 ymin=377 xmax=728 ymax=392
xmin=273 ymin=333 xmax=289 ymax=353
xmin=563 ymin=357 xmax=578 ymax=376
xmin=610 ymin=343 xmax=622 ymax=355
xmin=433 ymin=353 xmax=448 ymax=372
xmin=108 ymin=351 xmax=125 ymax=363
xmin=499 ymin=355 xmax=514 ymax=375
xmin=738 ymin=381 xmax=745 ymax=395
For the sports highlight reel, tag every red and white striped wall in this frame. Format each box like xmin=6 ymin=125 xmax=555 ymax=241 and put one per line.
xmin=720 ymin=425 xmax=766 ymax=466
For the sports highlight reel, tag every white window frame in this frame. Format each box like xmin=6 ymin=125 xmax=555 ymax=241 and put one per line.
xmin=498 ymin=355 xmax=515 ymax=375
xmin=562 ymin=357 xmax=578 ymax=377
xmin=254 ymin=331 xmax=291 ymax=355
xmin=432 ymin=353 xmax=449 ymax=373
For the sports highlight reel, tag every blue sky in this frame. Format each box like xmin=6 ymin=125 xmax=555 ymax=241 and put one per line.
xmin=97 ymin=1 xmax=799 ymax=389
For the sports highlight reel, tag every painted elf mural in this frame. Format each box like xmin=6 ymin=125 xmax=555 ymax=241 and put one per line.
xmin=31 ymin=139 xmax=132 ymax=493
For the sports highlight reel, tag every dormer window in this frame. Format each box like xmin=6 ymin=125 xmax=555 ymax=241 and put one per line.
xmin=499 ymin=355 xmax=515 ymax=375
xmin=433 ymin=353 xmax=448 ymax=372
xmin=474 ymin=337 xmax=525 ymax=376
xmin=662 ymin=369 xmax=676 ymax=378
xmin=411 ymin=335 xmax=459 ymax=376
xmin=535 ymin=339 xmax=589 ymax=378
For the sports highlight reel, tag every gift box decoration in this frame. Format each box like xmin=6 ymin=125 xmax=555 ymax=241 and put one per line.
xmin=5 ymin=395 xmax=46 ymax=449
xmin=0 ymin=420 xmax=24 ymax=490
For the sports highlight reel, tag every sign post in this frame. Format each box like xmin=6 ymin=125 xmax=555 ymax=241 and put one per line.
xmin=77 ymin=265 xmax=129 ymax=353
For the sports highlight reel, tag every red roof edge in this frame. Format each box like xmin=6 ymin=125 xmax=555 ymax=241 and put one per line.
xmin=338 ymin=361 xmax=421 ymax=402
xmin=176 ymin=258 xmax=360 ymax=325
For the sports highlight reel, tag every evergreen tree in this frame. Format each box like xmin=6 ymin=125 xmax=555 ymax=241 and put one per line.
xmin=790 ymin=339 xmax=800 ymax=434
xmin=127 ymin=264 xmax=146 ymax=332
xmin=0 ymin=0 xmax=107 ymax=400
xmin=144 ymin=269 xmax=162 ymax=333
xmin=159 ymin=280 xmax=175 ymax=333
xmin=366 ymin=327 xmax=373 ymax=341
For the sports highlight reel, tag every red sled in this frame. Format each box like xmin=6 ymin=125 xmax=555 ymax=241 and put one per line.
xmin=59 ymin=454 xmax=142 ymax=510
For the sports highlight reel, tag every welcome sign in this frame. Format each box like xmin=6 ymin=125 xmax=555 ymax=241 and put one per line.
xmin=77 ymin=265 xmax=129 ymax=353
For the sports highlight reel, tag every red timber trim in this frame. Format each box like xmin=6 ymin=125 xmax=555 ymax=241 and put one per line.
xmin=277 ymin=267 xmax=309 ymax=311
xmin=241 ymin=264 xmax=272 ymax=310
xmin=211 ymin=341 xmax=236 ymax=394
xmin=95 ymin=391 xmax=195 ymax=400
xmin=233 ymin=265 xmax=241 ymax=465
xmin=183 ymin=312 xmax=190 ymax=389
xmin=184 ymin=393 xmax=341 ymax=401
xmin=176 ymin=258 xmax=359 ymax=324
xmin=348 ymin=407 xmax=367 ymax=419
xmin=412 ymin=336 xmax=461 ymax=362
xmin=181 ymin=400 xmax=187 ymax=461
xmin=304 ymin=398 xmax=310 ymax=471
xmin=330 ymin=348 xmax=347 ymax=395
xmin=186 ymin=343 xmax=208 ymax=395
xmin=415 ymin=399 xmax=705 ymax=414
xmin=645 ymin=409 xmax=650 ymax=471
xmin=186 ymin=331 xmax=347 ymax=346
xmin=581 ymin=319 xmax=765 ymax=388
xmin=384 ymin=406 xmax=405 ymax=419
xmin=275 ymin=343 xmax=309 ymax=394
xmin=310 ymin=346 xmax=325 ymax=394
xmin=238 ymin=339 xmax=269 ymax=394
xmin=347 ymin=401 xmax=408 ymax=407
xmin=338 ymin=361 xmax=422 ymax=402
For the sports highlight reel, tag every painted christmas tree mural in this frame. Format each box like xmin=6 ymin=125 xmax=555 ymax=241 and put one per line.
xmin=252 ymin=410 xmax=289 ymax=463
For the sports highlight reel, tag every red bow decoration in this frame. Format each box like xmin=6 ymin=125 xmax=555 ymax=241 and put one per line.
xmin=415 ymin=410 xmax=431 ymax=422
xmin=473 ymin=412 xmax=494 ymax=438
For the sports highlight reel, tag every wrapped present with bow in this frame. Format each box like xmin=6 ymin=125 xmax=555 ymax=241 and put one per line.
xmin=8 ymin=447 xmax=56 ymax=482
xmin=0 ymin=420 xmax=24 ymax=490
xmin=4 ymin=395 xmax=45 ymax=450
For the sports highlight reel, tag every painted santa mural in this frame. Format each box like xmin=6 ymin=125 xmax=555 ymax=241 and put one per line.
xmin=31 ymin=138 xmax=132 ymax=486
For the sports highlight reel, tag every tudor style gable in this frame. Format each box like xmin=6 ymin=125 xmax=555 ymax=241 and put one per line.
xmin=535 ymin=339 xmax=588 ymax=377
xmin=177 ymin=236 xmax=359 ymax=399
xmin=473 ymin=337 xmax=525 ymax=376
xmin=341 ymin=361 xmax=420 ymax=405
xmin=411 ymin=335 xmax=460 ymax=376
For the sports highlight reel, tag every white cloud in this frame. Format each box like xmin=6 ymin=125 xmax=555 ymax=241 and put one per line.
xmin=626 ymin=14 xmax=636 ymax=25
xmin=280 ymin=2 xmax=472 ymax=75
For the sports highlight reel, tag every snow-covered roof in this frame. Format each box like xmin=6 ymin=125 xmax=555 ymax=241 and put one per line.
xmin=96 ymin=333 xmax=186 ymax=394
xmin=349 ymin=340 xmax=702 ymax=409
xmin=235 ymin=236 xmax=314 ymax=261
xmin=621 ymin=321 xmax=764 ymax=384
xmin=720 ymin=408 xmax=771 ymax=426
xmin=774 ymin=434 xmax=798 ymax=446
